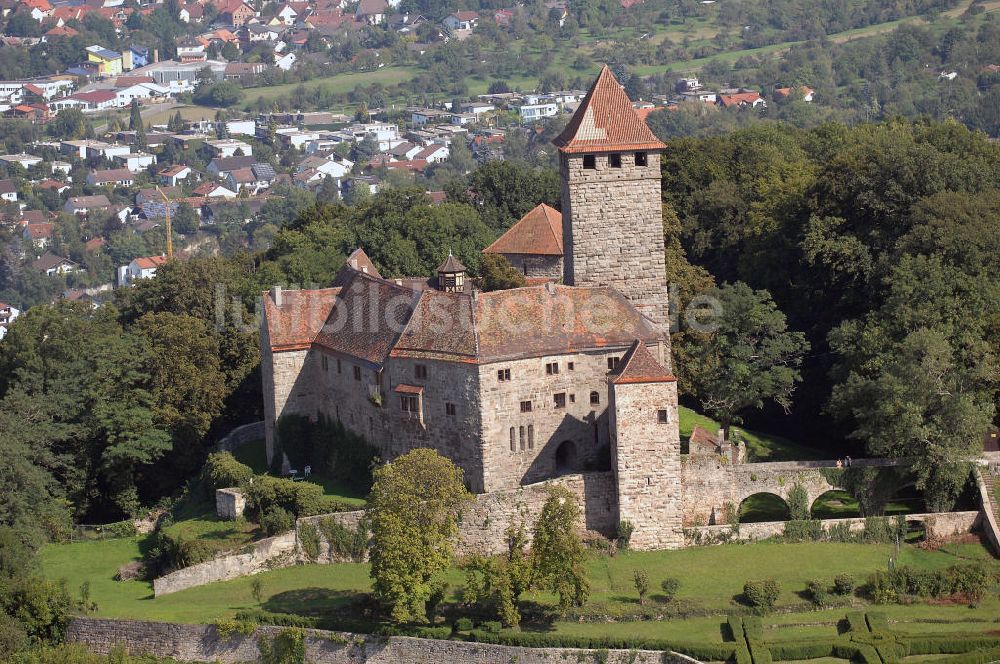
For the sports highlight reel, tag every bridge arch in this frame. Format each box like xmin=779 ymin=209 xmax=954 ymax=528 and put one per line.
xmin=739 ymin=492 xmax=791 ymax=523
xmin=810 ymin=490 xmax=860 ymax=519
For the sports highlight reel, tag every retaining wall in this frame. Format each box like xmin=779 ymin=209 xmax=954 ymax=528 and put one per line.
xmin=66 ymin=618 xmax=694 ymax=664
xmin=217 ymin=421 xmax=266 ymax=453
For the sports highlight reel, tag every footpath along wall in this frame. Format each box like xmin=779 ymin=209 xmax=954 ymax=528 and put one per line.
xmin=66 ymin=618 xmax=699 ymax=664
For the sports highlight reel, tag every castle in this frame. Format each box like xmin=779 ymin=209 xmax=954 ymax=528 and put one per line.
xmin=261 ymin=66 xmax=685 ymax=549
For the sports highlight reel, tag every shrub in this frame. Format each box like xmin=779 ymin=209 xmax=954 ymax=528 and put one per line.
xmin=827 ymin=522 xmax=854 ymax=542
xmin=298 ymin=522 xmax=320 ymax=561
xmin=260 ymin=506 xmax=295 ymax=536
xmin=749 ymin=642 xmax=773 ymax=664
xmin=846 ymin=612 xmax=870 ymax=633
xmin=833 ymin=574 xmax=855 ymax=595
xmin=202 ymin=452 xmax=253 ymax=494
xmin=768 ymin=641 xmax=835 ymax=661
xmin=616 ymin=520 xmax=634 ymax=549
xmin=805 ymin=579 xmax=829 ymax=607
xmin=784 ymin=519 xmax=823 ymax=542
xmin=743 ymin=578 xmax=780 ymax=612
xmin=659 ymin=577 xmax=680 ymax=602
xmin=787 ymin=483 xmax=810 ymax=521
xmin=107 ymin=520 xmax=138 ymax=538
xmin=478 ymin=620 xmax=502 ymax=634
xmin=633 ymin=569 xmax=649 ymax=605
xmin=244 ymin=475 xmax=326 ymax=519
xmin=454 ymin=618 xmax=474 ymax=632
xmin=318 ymin=517 xmax=367 ymax=562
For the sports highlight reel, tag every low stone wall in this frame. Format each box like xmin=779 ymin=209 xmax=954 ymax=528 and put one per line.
xmin=66 ymin=618 xmax=694 ymax=664
xmin=152 ymin=531 xmax=297 ymax=597
xmin=216 ymin=488 xmax=246 ymax=521
xmin=217 ymin=421 xmax=266 ymax=453
xmin=973 ymin=466 xmax=1000 ymax=556
xmin=684 ymin=511 xmax=980 ymax=546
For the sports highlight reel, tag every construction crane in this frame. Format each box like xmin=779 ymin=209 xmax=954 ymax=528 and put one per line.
xmin=155 ymin=185 xmax=172 ymax=259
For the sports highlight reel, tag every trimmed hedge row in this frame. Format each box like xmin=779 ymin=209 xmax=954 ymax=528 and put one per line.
xmin=767 ymin=640 xmax=838 ymax=661
xmin=937 ymin=646 xmax=1000 ymax=664
xmin=906 ymin=636 xmax=1000 ymax=656
xmin=463 ymin=629 xmax=736 ymax=661
xmin=846 ymin=612 xmax=870 ymax=633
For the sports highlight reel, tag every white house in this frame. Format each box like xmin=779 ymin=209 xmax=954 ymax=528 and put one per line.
xmin=296 ymin=154 xmax=353 ymax=179
xmin=192 ymin=182 xmax=237 ymax=198
xmin=517 ymin=102 xmax=559 ymax=122
xmin=206 ymin=139 xmax=253 ymax=158
xmin=115 ymin=82 xmax=171 ymax=105
xmin=118 ymin=255 xmax=168 ymax=286
xmin=443 ymin=10 xmax=478 ymax=31
xmin=0 ymin=180 xmax=17 ymax=202
xmin=275 ymin=4 xmax=298 ymax=24
xmin=32 ymin=252 xmax=79 ymax=276
xmin=0 ymin=153 xmax=43 ymax=169
xmin=0 ymin=301 xmax=20 ymax=341
xmin=113 ymin=151 xmax=158 ymax=172
xmin=51 ymin=161 xmax=71 ymax=176
xmin=414 ymin=144 xmax=449 ymax=163
xmin=158 ymin=164 xmax=193 ymax=186
xmin=275 ymin=52 xmax=297 ymax=71
xmin=222 ymin=119 xmax=256 ymax=136
xmin=276 ymin=129 xmax=320 ymax=149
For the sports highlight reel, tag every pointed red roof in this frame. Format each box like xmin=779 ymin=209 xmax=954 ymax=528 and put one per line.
xmin=610 ymin=339 xmax=675 ymax=384
xmin=483 ymin=203 xmax=563 ymax=256
xmin=553 ymin=65 xmax=665 ymax=154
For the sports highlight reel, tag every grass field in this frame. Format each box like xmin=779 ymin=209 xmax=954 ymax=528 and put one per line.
xmin=241 ymin=67 xmax=420 ymax=104
xmin=678 ymin=405 xmax=824 ymax=461
xmin=41 ymin=536 xmax=1000 ymax=641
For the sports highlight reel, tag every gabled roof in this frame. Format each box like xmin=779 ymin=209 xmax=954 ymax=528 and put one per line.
xmin=483 ymin=203 xmax=563 ymax=256
xmin=89 ymin=168 xmax=133 ymax=183
xmin=718 ymin=92 xmax=762 ymax=107
xmin=610 ymin=339 xmax=675 ymax=384
xmin=32 ymin=252 xmax=76 ymax=271
xmin=24 ymin=222 xmax=54 ymax=238
xmin=553 ymin=65 xmax=665 ymax=154
xmin=133 ymin=255 xmax=168 ymax=269
xmin=341 ymin=247 xmax=382 ymax=279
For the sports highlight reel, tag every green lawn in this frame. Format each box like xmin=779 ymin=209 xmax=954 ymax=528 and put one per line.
xmin=678 ymin=405 xmax=823 ymax=461
xmin=41 ymin=537 xmax=1000 ymax=640
xmin=240 ymin=67 xmax=420 ymax=104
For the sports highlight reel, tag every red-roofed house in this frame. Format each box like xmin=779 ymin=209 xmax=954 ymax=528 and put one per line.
xmin=23 ymin=222 xmax=54 ymax=248
xmin=216 ymin=0 xmax=255 ymax=26
xmin=717 ymin=91 xmax=766 ymax=109
xmin=443 ymin=10 xmax=478 ymax=30
xmin=774 ymin=85 xmax=815 ymax=102
xmin=118 ymin=254 xmax=168 ymax=286
xmin=50 ymin=89 xmax=118 ymax=112
xmin=483 ymin=202 xmax=563 ymax=280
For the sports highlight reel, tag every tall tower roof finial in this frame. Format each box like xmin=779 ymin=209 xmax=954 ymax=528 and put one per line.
xmin=553 ymin=64 xmax=665 ymax=154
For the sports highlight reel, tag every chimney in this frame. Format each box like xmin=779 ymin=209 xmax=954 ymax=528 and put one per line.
xmin=153 ymin=48 xmax=159 ymax=63
xmin=270 ymin=285 xmax=283 ymax=306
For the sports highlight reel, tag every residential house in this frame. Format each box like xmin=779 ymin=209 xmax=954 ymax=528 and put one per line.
xmin=191 ymin=182 xmax=237 ymax=198
xmin=276 ymin=130 xmax=319 ymax=150
xmin=84 ymin=236 xmax=106 ymax=252
xmin=220 ymin=119 xmax=256 ymax=136
xmin=118 ymin=255 xmax=167 ymax=286
xmin=773 ymin=85 xmax=814 ymax=102
xmin=23 ymin=0 xmax=53 ymax=21
xmin=676 ymin=77 xmax=702 ymax=93
xmin=679 ymin=90 xmax=717 ymax=103
xmin=64 ymin=194 xmax=111 ymax=215
xmin=275 ymin=3 xmax=299 ymax=25
xmin=158 ymin=164 xmax=193 ymax=186
xmin=717 ymin=91 xmax=766 ymax=109
xmin=4 ymin=103 xmax=51 ymax=122
xmin=0 ymin=301 xmax=19 ymax=341
xmin=207 ymin=154 xmax=256 ymax=176
xmin=32 ymin=252 xmax=79 ymax=276
xmin=50 ymin=89 xmax=118 ymax=112
xmin=86 ymin=45 xmax=124 ymax=76
xmin=410 ymin=108 xmax=451 ymax=125
xmin=517 ymin=102 xmax=558 ymax=122
xmin=0 ymin=179 xmax=17 ymax=202
xmin=115 ymin=81 xmax=171 ymax=105
xmin=0 ymin=154 xmax=43 ymax=170
xmin=87 ymin=168 xmax=135 ymax=187
xmin=135 ymin=186 xmax=180 ymax=206
xmin=176 ymin=38 xmax=207 ymax=62
xmin=493 ymin=8 xmax=513 ymax=26
xmin=113 ymin=151 xmax=157 ymax=172
xmin=414 ymin=143 xmax=449 ymax=163
xmin=130 ymin=45 xmax=151 ymax=68
xmin=275 ymin=52 xmax=297 ymax=70
xmin=223 ymin=62 xmax=267 ymax=82
xmin=217 ymin=0 xmax=256 ymax=26
xmin=22 ymin=222 xmax=54 ymax=247
xmin=206 ymin=139 xmax=253 ymax=158
xmin=226 ymin=162 xmax=276 ymax=192
xmin=355 ymin=0 xmax=388 ymax=24
xmin=443 ymin=10 xmax=478 ymax=31
xmin=37 ymin=180 xmax=70 ymax=194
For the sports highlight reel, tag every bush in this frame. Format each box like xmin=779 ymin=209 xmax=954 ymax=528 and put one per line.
xmin=616 ymin=520 xmax=634 ymax=549
xmin=787 ymin=483 xmax=809 ymax=521
xmin=784 ymin=519 xmax=823 ymax=542
xmin=827 ymin=521 xmax=854 ymax=542
xmin=743 ymin=578 xmax=780 ymax=612
xmin=659 ymin=577 xmax=680 ymax=602
xmin=478 ymin=620 xmax=501 ymax=634
xmin=318 ymin=517 xmax=367 ymax=562
xmin=298 ymin=522 xmax=320 ymax=561
xmin=768 ymin=641 xmax=836 ymax=661
xmin=805 ymin=579 xmax=829 ymax=607
xmin=743 ymin=616 xmax=763 ymax=642
xmin=633 ymin=569 xmax=649 ymax=604
xmin=203 ymin=452 xmax=253 ymax=494
xmin=749 ymin=641 xmax=773 ymax=664
xmin=107 ymin=520 xmax=138 ymax=538
xmin=244 ymin=475 xmax=327 ymax=519
xmin=727 ymin=616 xmax=744 ymax=641
xmin=833 ymin=574 xmax=855 ymax=595
xmin=260 ymin=506 xmax=295 ymax=536
xmin=454 ymin=618 xmax=474 ymax=632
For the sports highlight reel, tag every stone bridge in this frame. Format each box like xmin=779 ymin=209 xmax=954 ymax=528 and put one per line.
xmin=680 ymin=457 xmax=908 ymax=526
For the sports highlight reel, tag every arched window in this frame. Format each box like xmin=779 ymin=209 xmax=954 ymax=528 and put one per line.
xmin=589 ymin=391 xmax=600 ymax=405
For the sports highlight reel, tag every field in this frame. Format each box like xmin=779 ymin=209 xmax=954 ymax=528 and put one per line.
xmin=678 ymin=405 xmax=824 ymax=461
xmin=41 ymin=534 xmax=1000 ymax=652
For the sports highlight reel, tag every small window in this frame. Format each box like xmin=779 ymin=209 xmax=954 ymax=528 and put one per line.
xmin=546 ymin=362 xmax=559 ymax=375
xmin=583 ymin=154 xmax=596 ymax=169
xmin=510 ymin=427 xmax=516 ymax=452
xmin=337 ymin=358 xmax=342 ymax=373
xmin=609 ymin=153 xmax=622 ymax=168
xmin=607 ymin=357 xmax=621 ymax=370
xmin=415 ymin=364 xmax=428 ymax=380
xmin=322 ymin=355 xmax=328 ymax=371
xmin=554 ymin=392 xmax=566 ymax=409
xmin=527 ymin=424 xmax=534 ymax=449
xmin=658 ymin=409 xmax=671 ymax=423
xmin=520 ymin=400 xmax=532 ymax=413
xmin=353 ymin=365 xmax=362 ymax=381
xmin=590 ymin=391 xmax=600 ymax=405
xmin=568 ymin=361 xmax=575 ymax=371
xmin=635 ymin=151 xmax=648 ymax=167
xmin=446 ymin=402 xmax=456 ymax=416
xmin=400 ymin=394 xmax=419 ymax=412
xmin=498 ymin=368 xmax=511 ymax=382
xmin=569 ymin=393 xmax=576 ymax=403
xmin=519 ymin=425 xmax=526 ymax=450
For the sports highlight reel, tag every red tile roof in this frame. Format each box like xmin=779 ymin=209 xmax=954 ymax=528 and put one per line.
xmin=71 ymin=90 xmax=118 ymax=104
xmin=610 ymin=339 xmax=675 ymax=384
xmin=133 ymin=255 xmax=168 ymax=269
xmin=718 ymin=92 xmax=763 ymax=107
xmin=393 ymin=383 xmax=423 ymax=394
xmin=25 ymin=222 xmax=54 ymax=239
xmin=553 ymin=65 xmax=665 ymax=154
xmin=263 ymin=287 xmax=341 ymax=351
xmin=483 ymin=203 xmax=563 ymax=256
xmin=84 ymin=236 xmax=106 ymax=251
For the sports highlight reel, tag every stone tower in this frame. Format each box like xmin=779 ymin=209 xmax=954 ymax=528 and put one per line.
xmin=608 ymin=340 xmax=683 ymax=550
xmin=553 ymin=66 xmax=671 ymax=334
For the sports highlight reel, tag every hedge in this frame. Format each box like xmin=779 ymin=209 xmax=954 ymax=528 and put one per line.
xmin=937 ymin=647 xmax=1000 ymax=664
xmin=906 ymin=637 xmax=1000 ymax=656
xmin=767 ymin=641 xmax=836 ymax=661
xmin=866 ymin=613 xmax=889 ymax=632
xmin=727 ymin=616 xmax=744 ymax=642
xmin=743 ymin=616 xmax=764 ymax=642
xmin=846 ymin=612 xmax=869 ymax=633
xmin=748 ymin=642 xmax=772 ymax=664
xmin=463 ymin=629 xmax=735 ymax=661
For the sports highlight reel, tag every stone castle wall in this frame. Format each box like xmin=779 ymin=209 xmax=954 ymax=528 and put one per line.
xmin=66 ymin=618 xmax=694 ymax=664
xmin=499 ymin=253 xmax=563 ymax=280
xmin=560 ymin=150 xmax=671 ymax=336
xmin=610 ymin=379 xmax=683 ymax=550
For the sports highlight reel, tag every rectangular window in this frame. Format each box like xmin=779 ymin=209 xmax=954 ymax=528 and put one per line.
xmin=321 ymin=355 xmax=328 ymax=371
xmin=635 ymin=151 xmax=648 ymax=166
xmin=568 ymin=361 xmax=575 ymax=371
xmin=520 ymin=400 xmax=532 ymax=413
xmin=415 ymin=364 xmax=428 ymax=379
xmin=337 ymin=358 xmax=342 ymax=373
xmin=510 ymin=427 xmax=516 ymax=452
xmin=569 ymin=393 xmax=576 ymax=403
xmin=658 ymin=409 xmax=671 ymax=424
xmin=545 ymin=362 xmax=559 ymax=375
xmin=607 ymin=357 xmax=621 ymax=370
xmin=497 ymin=368 xmax=511 ymax=382
xmin=583 ymin=154 xmax=596 ymax=169
xmin=527 ymin=424 xmax=534 ymax=449
xmin=353 ymin=365 xmax=362 ymax=381
xmin=554 ymin=392 xmax=566 ymax=409
xmin=400 ymin=394 xmax=419 ymax=412
xmin=590 ymin=391 xmax=600 ymax=405
xmin=609 ymin=153 xmax=622 ymax=168
xmin=445 ymin=402 xmax=456 ymax=416
xmin=519 ymin=425 xmax=526 ymax=450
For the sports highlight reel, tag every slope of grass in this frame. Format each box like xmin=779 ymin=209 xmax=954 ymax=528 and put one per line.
xmin=678 ymin=405 xmax=823 ymax=461
xmin=240 ymin=67 xmax=420 ymax=104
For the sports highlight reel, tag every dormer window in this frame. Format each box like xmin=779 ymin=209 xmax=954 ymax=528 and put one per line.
xmin=609 ymin=153 xmax=622 ymax=168
xmin=583 ymin=154 xmax=596 ymax=169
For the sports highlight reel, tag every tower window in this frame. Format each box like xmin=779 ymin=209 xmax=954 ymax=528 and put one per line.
xmin=546 ymin=362 xmax=559 ymax=375
xmin=658 ymin=409 xmax=671 ymax=423
xmin=415 ymin=364 xmax=428 ymax=380
xmin=353 ymin=365 xmax=362 ymax=381
xmin=607 ymin=357 xmax=621 ymax=370
xmin=520 ymin=400 xmax=533 ymax=413
xmin=583 ymin=154 xmax=596 ymax=169
xmin=609 ymin=153 xmax=622 ymax=168
xmin=569 ymin=393 xmax=576 ymax=403
xmin=554 ymin=392 xmax=566 ymax=409
xmin=337 ymin=358 xmax=342 ymax=373
xmin=635 ymin=152 xmax=648 ymax=166
xmin=400 ymin=394 xmax=419 ymax=413
xmin=498 ymin=368 xmax=511 ymax=382
xmin=446 ymin=402 xmax=456 ymax=416
xmin=590 ymin=391 xmax=600 ymax=405
xmin=568 ymin=361 xmax=575 ymax=371
xmin=322 ymin=355 xmax=328 ymax=372
xmin=527 ymin=424 xmax=534 ymax=449
xmin=519 ymin=426 xmax=526 ymax=450
xmin=510 ymin=427 xmax=516 ymax=451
